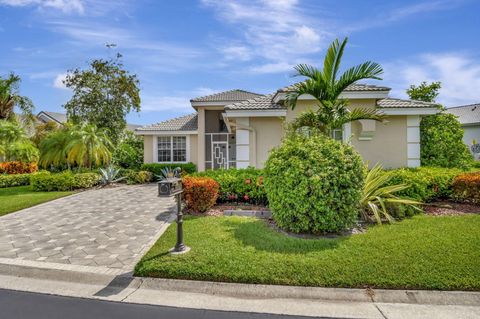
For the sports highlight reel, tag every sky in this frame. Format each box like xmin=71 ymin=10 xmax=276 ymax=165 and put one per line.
xmin=1 ymin=0 xmax=479 ymax=125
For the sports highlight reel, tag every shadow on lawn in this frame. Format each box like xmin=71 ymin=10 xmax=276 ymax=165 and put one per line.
xmin=223 ymin=218 xmax=347 ymax=254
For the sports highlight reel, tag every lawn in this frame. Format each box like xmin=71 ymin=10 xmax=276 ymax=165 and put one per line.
xmin=0 ymin=185 xmax=73 ymax=217
xmin=135 ymin=215 xmax=480 ymax=290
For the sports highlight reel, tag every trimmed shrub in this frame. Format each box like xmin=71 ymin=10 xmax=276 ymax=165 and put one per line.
xmin=420 ymin=113 xmax=473 ymax=168
xmin=182 ymin=176 xmax=219 ymax=213
xmin=192 ymin=168 xmax=266 ymax=204
xmin=31 ymin=172 xmax=100 ymax=191
xmin=0 ymin=173 xmax=31 ymax=188
xmin=387 ymin=167 xmax=464 ymax=202
xmin=452 ymin=172 xmax=480 ymax=203
xmin=141 ymin=163 xmax=197 ymax=177
xmin=120 ymin=169 xmax=153 ymax=185
xmin=0 ymin=161 xmax=38 ymax=174
xmin=264 ymin=133 xmax=364 ymax=234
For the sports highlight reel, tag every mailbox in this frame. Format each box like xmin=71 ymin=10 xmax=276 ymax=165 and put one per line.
xmin=158 ymin=177 xmax=183 ymax=197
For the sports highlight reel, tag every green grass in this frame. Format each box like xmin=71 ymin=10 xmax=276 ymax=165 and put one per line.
xmin=0 ymin=185 xmax=73 ymax=217
xmin=135 ymin=215 xmax=480 ymax=290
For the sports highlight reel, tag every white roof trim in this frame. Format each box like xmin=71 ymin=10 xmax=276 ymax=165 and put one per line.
xmin=225 ymin=110 xmax=287 ymax=118
xmin=135 ymin=130 xmax=198 ymax=136
xmin=273 ymin=91 xmax=389 ymax=103
xmin=379 ymin=108 xmax=440 ymax=115
xmin=191 ymin=101 xmax=231 ymax=107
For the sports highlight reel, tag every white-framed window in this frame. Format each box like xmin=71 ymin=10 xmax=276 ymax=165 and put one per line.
xmin=332 ymin=128 xmax=343 ymax=141
xmin=156 ymin=136 xmax=187 ymax=163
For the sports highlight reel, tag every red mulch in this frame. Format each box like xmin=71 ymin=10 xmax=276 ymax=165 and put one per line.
xmin=424 ymin=201 xmax=480 ymax=216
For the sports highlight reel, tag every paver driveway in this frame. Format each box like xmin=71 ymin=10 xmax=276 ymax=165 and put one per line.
xmin=0 ymin=184 xmax=175 ymax=272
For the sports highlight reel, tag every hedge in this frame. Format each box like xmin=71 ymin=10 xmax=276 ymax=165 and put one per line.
xmin=140 ymin=163 xmax=197 ymax=177
xmin=120 ymin=169 xmax=154 ymax=185
xmin=452 ymin=172 xmax=480 ymax=203
xmin=31 ymin=172 xmax=100 ymax=191
xmin=182 ymin=176 xmax=219 ymax=213
xmin=0 ymin=173 xmax=31 ymax=188
xmin=0 ymin=161 xmax=38 ymax=174
xmin=386 ymin=167 xmax=465 ymax=202
xmin=191 ymin=167 xmax=266 ymax=204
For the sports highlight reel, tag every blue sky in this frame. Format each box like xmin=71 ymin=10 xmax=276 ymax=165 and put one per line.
xmin=1 ymin=0 xmax=479 ymax=125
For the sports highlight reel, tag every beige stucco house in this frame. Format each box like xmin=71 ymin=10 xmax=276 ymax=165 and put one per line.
xmin=135 ymin=83 xmax=439 ymax=171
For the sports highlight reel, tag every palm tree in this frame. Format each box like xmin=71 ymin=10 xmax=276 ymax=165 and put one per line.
xmin=38 ymin=129 xmax=71 ymax=168
xmin=66 ymin=124 xmax=113 ymax=168
xmin=0 ymin=73 xmax=34 ymax=124
xmin=286 ymin=37 xmax=386 ymax=136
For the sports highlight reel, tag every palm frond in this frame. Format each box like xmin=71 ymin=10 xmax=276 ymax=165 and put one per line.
xmin=333 ymin=61 xmax=383 ymax=97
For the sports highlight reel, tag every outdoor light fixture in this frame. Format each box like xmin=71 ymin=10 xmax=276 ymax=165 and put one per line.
xmin=158 ymin=177 xmax=189 ymax=254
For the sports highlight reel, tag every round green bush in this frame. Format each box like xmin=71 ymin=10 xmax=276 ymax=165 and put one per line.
xmin=264 ymin=133 xmax=364 ymax=234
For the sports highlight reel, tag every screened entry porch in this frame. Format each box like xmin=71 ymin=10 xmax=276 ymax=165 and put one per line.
xmin=205 ymin=133 xmax=236 ymax=170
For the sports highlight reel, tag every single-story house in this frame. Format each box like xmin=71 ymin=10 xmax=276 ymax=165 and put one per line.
xmin=36 ymin=111 xmax=142 ymax=131
xmin=135 ymin=84 xmax=440 ymax=171
xmin=446 ymin=103 xmax=480 ymax=158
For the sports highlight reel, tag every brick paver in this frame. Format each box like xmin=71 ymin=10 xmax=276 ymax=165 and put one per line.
xmin=0 ymin=184 xmax=175 ymax=271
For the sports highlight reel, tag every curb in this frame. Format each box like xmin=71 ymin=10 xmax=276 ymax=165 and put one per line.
xmin=0 ymin=261 xmax=479 ymax=306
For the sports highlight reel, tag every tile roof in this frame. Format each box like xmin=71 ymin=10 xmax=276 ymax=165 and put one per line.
xmin=446 ymin=103 xmax=480 ymax=125
xmin=225 ymin=94 xmax=285 ymax=111
xmin=38 ymin=111 xmax=68 ymax=124
xmin=190 ymin=89 xmax=262 ymax=102
xmin=136 ymin=113 xmax=198 ymax=132
xmin=277 ymin=82 xmax=391 ymax=93
xmin=376 ymin=98 xmax=439 ymax=108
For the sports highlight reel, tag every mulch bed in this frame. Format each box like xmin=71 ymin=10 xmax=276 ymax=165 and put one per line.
xmin=190 ymin=203 xmax=269 ymax=217
xmin=424 ymin=201 xmax=480 ymax=216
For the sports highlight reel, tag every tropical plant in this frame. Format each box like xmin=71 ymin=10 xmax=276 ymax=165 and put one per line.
xmin=0 ymin=73 xmax=34 ymax=124
xmin=112 ymin=130 xmax=143 ymax=169
xmin=360 ymin=164 xmax=421 ymax=225
xmin=157 ymin=166 xmax=181 ymax=180
xmin=38 ymin=128 xmax=71 ymax=169
xmin=99 ymin=166 xmax=125 ymax=185
xmin=0 ymin=120 xmax=39 ymax=162
xmin=65 ymin=124 xmax=113 ymax=169
xmin=406 ymin=81 xmax=442 ymax=103
xmin=285 ymin=37 xmax=386 ymax=136
xmin=31 ymin=121 xmax=59 ymax=146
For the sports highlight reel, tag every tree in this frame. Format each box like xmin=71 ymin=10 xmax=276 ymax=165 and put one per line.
xmin=0 ymin=73 xmax=34 ymax=124
xmin=38 ymin=127 xmax=71 ymax=169
xmin=0 ymin=120 xmax=39 ymax=162
xmin=66 ymin=124 xmax=113 ymax=169
xmin=112 ymin=130 xmax=143 ymax=169
xmin=63 ymin=52 xmax=140 ymax=143
xmin=285 ymin=37 xmax=386 ymax=136
xmin=31 ymin=121 xmax=60 ymax=146
xmin=406 ymin=81 xmax=441 ymax=103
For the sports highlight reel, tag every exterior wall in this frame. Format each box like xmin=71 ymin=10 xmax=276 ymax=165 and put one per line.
xmin=249 ymin=117 xmax=284 ymax=168
xmin=143 ymin=135 xmax=154 ymax=163
xmin=189 ymin=134 xmax=199 ymax=166
xmin=285 ymin=99 xmax=377 ymax=122
xmin=197 ymin=108 xmax=206 ymax=171
xmin=205 ymin=110 xmax=226 ymax=133
xmin=351 ymin=116 xmax=408 ymax=168
xmin=463 ymin=125 xmax=480 ymax=160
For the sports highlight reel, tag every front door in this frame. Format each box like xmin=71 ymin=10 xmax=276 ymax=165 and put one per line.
xmin=212 ymin=141 xmax=228 ymax=169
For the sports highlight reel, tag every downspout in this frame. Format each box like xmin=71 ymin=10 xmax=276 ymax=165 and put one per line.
xmin=222 ymin=113 xmax=257 ymax=168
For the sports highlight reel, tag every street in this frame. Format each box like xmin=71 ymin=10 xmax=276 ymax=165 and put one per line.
xmin=0 ymin=288 xmax=334 ymax=319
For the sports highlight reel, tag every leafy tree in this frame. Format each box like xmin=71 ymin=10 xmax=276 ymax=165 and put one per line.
xmin=31 ymin=121 xmax=60 ymax=146
xmin=63 ymin=53 xmax=140 ymax=143
xmin=0 ymin=73 xmax=34 ymax=124
xmin=38 ymin=127 xmax=71 ymax=169
xmin=406 ymin=81 xmax=441 ymax=103
xmin=420 ymin=113 xmax=472 ymax=168
xmin=112 ymin=130 xmax=143 ymax=169
xmin=0 ymin=120 xmax=39 ymax=162
xmin=285 ymin=37 xmax=386 ymax=136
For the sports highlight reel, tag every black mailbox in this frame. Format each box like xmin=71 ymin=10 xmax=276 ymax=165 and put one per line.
xmin=158 ymin=177 xmax=183 ymax=197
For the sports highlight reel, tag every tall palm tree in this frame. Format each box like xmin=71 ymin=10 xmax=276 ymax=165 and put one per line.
xmin=66 ymin=124 xmax=113 ymax=168
xmin=286 ymin=37 xmax=386 ymax=136
xmin=0 ymin=73 xmax=34 ymax=124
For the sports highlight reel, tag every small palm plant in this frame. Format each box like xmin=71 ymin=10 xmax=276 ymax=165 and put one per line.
xmin=99 ymin=166 xmax=125 ymax=185
xmin=360 ymin=164 xmax=421 ymax=224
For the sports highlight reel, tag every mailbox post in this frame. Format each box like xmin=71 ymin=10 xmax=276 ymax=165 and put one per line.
xmin=158 ymin=177 xmax=189 ymax=254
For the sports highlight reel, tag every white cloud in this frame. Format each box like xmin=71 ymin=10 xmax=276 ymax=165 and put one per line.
xmin=383 ymin=52 xmax=480 ymax=106
xmin=0 ymin=0 xmax=84 ymax=14
xmin=52 ymin=72 xmax=68 ymax=89
xmin=202 ymin=0 xmax=328 ymax=74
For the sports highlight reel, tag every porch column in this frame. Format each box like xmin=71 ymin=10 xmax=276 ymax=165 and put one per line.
xmin=407 ymin=115 xmax=421 ymax=167
xmin=236 ymin=118 xmax=250 ymax=168
xmin=197 ymin=108 xmax=206 ymax=171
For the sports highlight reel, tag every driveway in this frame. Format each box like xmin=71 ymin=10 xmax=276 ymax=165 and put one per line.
xmin=0 ymin=184 xmax=175 ymax=272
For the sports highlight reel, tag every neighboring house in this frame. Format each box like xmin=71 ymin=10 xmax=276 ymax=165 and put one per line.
xmin=446 ymin=103 xmax=480 ymax=158
xmin=135 ymin=85 xmax=440 ymax=171
xmin=36 ymin=111 xmax=142 ymax=131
